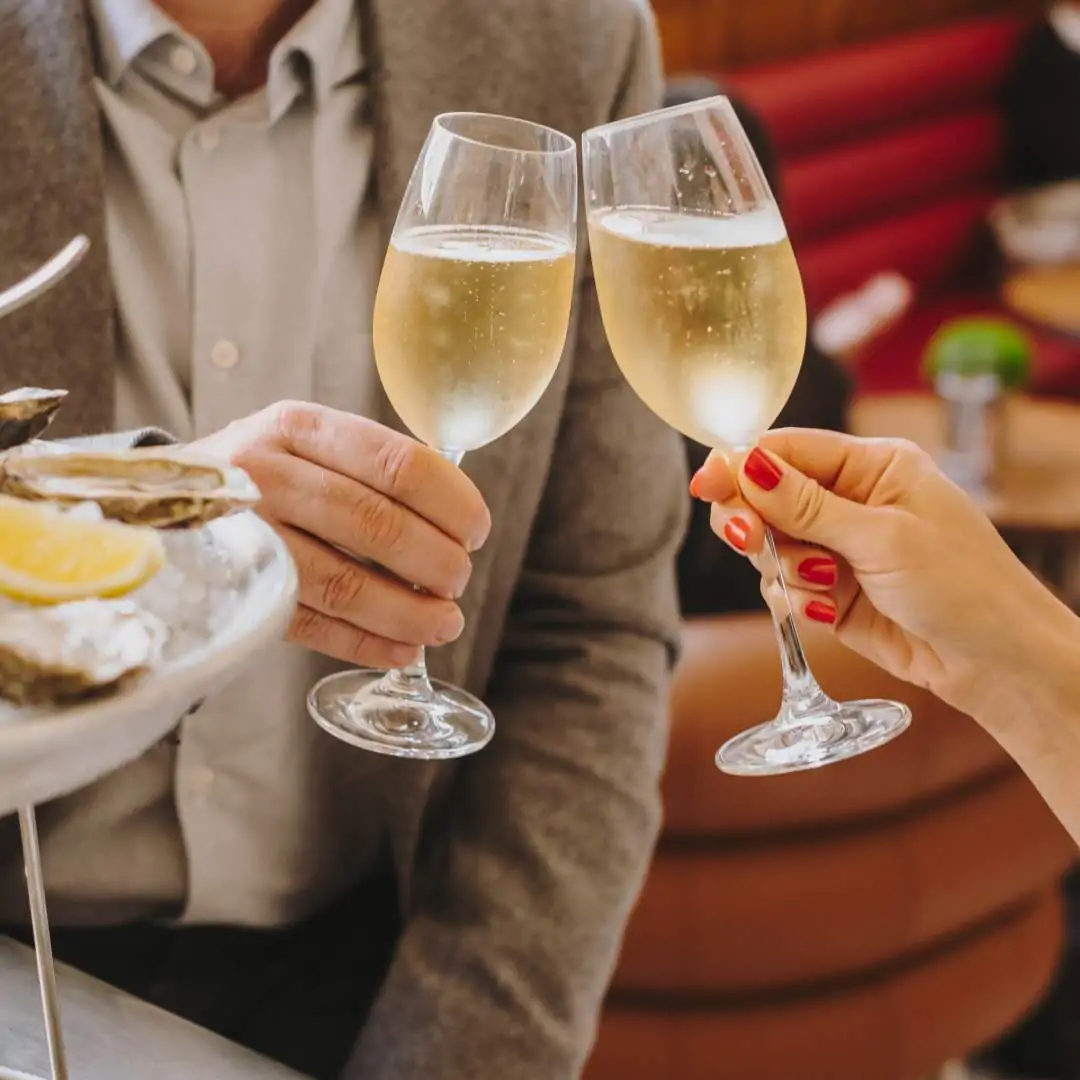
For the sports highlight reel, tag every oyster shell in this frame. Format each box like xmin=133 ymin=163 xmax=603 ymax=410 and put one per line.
xmin=0 ymin=449 xmax=260 ymax=529
xmin=0 ymin=600 xmax=166 ymax=705
xmin=0 ymin=387 xmax=67 ymax=449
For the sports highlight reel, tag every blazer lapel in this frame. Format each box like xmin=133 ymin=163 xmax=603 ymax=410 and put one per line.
xmin=0 ymin=0 xmax=115 ymax=436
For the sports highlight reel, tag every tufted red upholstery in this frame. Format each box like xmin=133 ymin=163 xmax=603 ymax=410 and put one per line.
xmin=724 ymin=15 xmax=1080 ymax=395
xmin=726 ymin=18 xmax=1025 ymax=160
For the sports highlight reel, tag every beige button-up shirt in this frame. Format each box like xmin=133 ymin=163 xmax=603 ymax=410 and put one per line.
xmin=0 ymin=0 xmax=385 ymax=926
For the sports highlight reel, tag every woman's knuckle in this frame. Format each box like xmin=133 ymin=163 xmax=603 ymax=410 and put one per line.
xmin=792 ymin=481 xmax=826 ymax=533
xmin=891 ymin=438 xmax=935 ymax=474
xmin=875 ymin=508 xmax=912 ymax=552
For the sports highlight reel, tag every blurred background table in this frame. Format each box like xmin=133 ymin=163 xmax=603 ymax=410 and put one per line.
xmin=851 ymin=393 xmax=1080 ymax=607
xmin=1003 ymin=264 xmax=1080 ymax=339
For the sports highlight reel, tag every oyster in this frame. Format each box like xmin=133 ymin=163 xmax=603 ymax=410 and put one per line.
xmin=0 ymin=600 xmax=166 ymax=705
xmin=0 ymin=387 xmax=67 ymax=449
xmin=0 ymin=449 xmax=260 ymax=528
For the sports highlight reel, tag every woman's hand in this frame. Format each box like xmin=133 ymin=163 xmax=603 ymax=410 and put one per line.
xmin=691 ymin=429 xmax=1076 ymax=723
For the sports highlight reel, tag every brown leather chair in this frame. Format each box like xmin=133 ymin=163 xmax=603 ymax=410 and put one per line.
xmin=586 ymin=614 xmax=1076 ymax=1080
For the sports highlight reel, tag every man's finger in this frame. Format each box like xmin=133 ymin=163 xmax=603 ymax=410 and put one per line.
xmin=272 ymin=402 xmax=491 ymax=551
xmin=255 ymin=453 xmax=473 ymax=599
xmin=287 ymin=604 xmax=420 ymax=669
xmin=282 ymin=524 xmax=465 ymax=647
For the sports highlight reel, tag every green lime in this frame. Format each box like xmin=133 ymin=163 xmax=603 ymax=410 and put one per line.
xmin=923 ymin=318 xmax=1031 ymax=389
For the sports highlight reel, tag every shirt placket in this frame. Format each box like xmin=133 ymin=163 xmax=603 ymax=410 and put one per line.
xmin=179 ymin=101 xmax=319 ymax=439
xmin=179 ymin=110 xmax=251 ymax=439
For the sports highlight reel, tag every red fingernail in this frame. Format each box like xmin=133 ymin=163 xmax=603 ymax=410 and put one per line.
xmin=798 ymin=557 xmax=837 ymax=586
xmin=744 ymin=448 xmax=783 ymax=491
xmin=724 ymin=517 xmax=750 ymax=552
xmin=805 ymin=600 xmax=837 ymax=625
xmin=689 ymin=468 xmax=704 ymax=499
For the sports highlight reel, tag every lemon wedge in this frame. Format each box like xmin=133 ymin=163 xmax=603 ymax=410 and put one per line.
xmin=0 ymin=495 xmax=165 ymax=604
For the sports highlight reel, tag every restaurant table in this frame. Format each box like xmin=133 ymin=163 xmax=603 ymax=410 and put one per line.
xmin=851 ymin=394 xmax=1080 ymax=609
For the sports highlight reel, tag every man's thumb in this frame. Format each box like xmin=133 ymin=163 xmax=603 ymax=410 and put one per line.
xmin=738 ymin=447 xmax=858 ymax=548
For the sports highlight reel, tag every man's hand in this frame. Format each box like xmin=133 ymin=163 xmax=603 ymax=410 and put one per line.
xmin=191 ymin=401 xmax=491 ymax=668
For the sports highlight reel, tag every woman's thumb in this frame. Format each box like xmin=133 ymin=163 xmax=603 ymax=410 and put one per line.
xmin=738 ymin=447 xmax=859 ymax=549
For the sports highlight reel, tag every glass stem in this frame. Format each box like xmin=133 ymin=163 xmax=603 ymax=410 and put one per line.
xmin=379 ymin=448 xmax=466 ymax=701
xmin=763 ymin=527 xmax=832 ymax=721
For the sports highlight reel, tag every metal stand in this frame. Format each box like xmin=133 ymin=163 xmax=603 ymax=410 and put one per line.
xmin=0 ymin=807 xmax=69 ymax=1080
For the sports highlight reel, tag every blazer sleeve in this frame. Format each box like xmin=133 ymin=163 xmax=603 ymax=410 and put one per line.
xmin=345 ymin=9 xmax=688 ymax=1080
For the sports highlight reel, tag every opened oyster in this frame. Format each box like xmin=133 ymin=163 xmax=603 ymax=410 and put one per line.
xmin=0 ymin=449 xmax=260 ymax=528
xmin=0 ymin=600 xmax=166 ymax=705
xmin=0 ymin=387 xmax=67 ymax=450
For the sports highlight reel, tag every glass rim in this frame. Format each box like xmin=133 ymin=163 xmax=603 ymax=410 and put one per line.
xmin=582 ymin=94 xmax=738 ymax=142
xmin=433 ymin=111 xmax=577 ymax=157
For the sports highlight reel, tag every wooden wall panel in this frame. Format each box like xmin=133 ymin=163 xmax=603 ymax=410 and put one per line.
xmin=655 ymin=0 xmax=1046 ymax=73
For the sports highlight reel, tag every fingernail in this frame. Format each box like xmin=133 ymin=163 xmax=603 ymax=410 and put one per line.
xmin=689 ymin=468 xmax=705 ymax=500
xmin=798 ymin=556 xmax=837 ymax=586
xmin=436 ymin=609 xmax=465 ymax=643
xmin=744 ymin=448 xmax=783 ymax=491
xmin=805 ymin=600 xmax=837 ymax=625
xmin=723 ymin=517 xmax=750 ymax=552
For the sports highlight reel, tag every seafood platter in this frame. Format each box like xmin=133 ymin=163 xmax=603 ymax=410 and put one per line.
xmin=0 ymin=387 xmax=297 ymax=815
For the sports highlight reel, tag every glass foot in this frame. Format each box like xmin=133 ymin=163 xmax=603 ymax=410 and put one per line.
xmin=716 ymin=698 xmax=912 ymax=777
xmin=308 ymin=668 xmax=494 ymax=761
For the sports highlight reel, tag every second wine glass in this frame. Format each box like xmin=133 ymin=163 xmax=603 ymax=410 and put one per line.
xmin=582 ymin=96 xmax=911 ymax=776
xmin=308 ymin=112 xmax=578 ymax=760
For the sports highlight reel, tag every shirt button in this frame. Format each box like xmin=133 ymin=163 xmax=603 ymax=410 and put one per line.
xmin=210 ymin=340 xmax=240 ymax=369
xmin=169 ymin=44 xmax=198 ymax=76
xmin=196 ymin=126 xmax=220 ymax=153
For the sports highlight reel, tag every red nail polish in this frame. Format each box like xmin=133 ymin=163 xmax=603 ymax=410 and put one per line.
xmin=724 ymin=517 xmax=750 ymax=552
xmin=798 ymin=557 xmax=837 ymax=586
xmin=744 ymin=448 xmax=783 ymax=491
xmin=805 ymin=600 xmax=837 ymax=625
xmin=689 ymin=469 xmax=704 ymax=499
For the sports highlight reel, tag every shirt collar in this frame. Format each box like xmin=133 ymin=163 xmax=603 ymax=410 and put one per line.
xmin=88 ymin=0 xmax=181 ymax=88
xmin=269 ymin=0 xmax=364 ymax=116
xmin=88 ymin=0 xmax=364 ymax=120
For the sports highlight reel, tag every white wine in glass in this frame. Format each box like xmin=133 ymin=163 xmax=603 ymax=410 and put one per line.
xmin=374 ymin=225 xmax=575 ymax=451
xmin=589 ymin=206 xmax=805 ymax=451
xmin=308 ymin=113 xmax=578 ymax=761
xmin=583 ymin=96 xmax=911 ymax=776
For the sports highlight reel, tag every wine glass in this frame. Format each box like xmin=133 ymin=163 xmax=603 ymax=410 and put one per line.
xmin=308 ymin=113 xmax=578 ymax=760
xmin=582 ymin=96 xmax=911 ymax=776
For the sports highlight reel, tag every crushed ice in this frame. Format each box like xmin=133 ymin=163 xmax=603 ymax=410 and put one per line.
xmin=131 ymin=515 xmax=265 ymax=663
